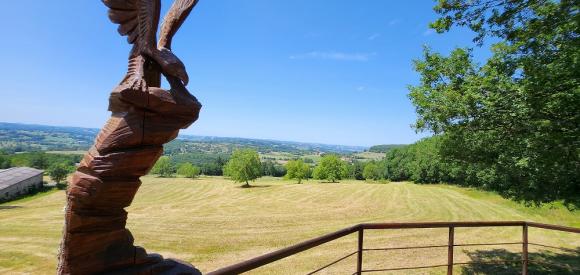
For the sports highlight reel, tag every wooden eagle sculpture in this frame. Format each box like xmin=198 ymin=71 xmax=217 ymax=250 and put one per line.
xmin=57 ymin=1 xmax=202 ymax=274
xmin=107 ymin=0 xmax=195 ymax=89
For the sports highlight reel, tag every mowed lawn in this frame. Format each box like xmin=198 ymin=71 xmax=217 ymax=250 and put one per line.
xmin=1 ymin=176 xmax=579 ymax=274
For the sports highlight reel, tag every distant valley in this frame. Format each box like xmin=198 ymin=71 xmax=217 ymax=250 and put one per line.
xmin=0 ymin=122 xmax=370 ymax=154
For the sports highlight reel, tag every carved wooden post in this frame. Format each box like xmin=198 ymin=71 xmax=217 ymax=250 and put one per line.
xmin=57 ymin=1 xmax=201 ymax=274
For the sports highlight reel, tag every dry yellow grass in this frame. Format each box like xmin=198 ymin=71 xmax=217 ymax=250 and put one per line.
xmin=0 ymin=176 xmax=579 ymax=274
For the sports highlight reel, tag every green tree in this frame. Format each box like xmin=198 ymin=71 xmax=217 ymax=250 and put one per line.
xmin=408 ymin=0 xmax=580 ymax=206
xmin=284 ymin=159 xmax=310 ymax=184
xmin=350 ymin=161 xmax=365 ymax=180
xmin=151 ymin=156 xmax=175 ymax=177
xmin=177 ymin=163 xmax=201 ymax=179
xmin=30 ymin=152 xmax=48 ymax=169
xmin=223 ymin=149 xmax=262 ymax=187
xmin=362 ymin=162 xmax=382 ymax=181
xmin=262 ymin=160 xmax=287 ymax=177
xmin=312 ymin=154 xmax=348 ymax=183
xmin=48 ymin=163 xmax=72 ymax=186
xmin=201 ymin=161 xmax=224 ymax=176
xmin=0 ymin=150 xmax=11 ymax=169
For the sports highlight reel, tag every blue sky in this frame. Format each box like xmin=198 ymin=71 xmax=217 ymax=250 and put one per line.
xmin=0 ymin=1 xmax=489 ymax=146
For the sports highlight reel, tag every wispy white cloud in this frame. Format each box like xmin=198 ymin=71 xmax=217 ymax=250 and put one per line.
xmin=356 ymin=86 xmax=366 ymax=91
xmin=368 ymin=33 xmax=381 ymax=41
xmin=289 ymin=51 xmax=376 ymax=62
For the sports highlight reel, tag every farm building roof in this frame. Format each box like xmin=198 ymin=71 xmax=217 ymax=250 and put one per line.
xmin=0 ymin=167 xmax=44 ymax=190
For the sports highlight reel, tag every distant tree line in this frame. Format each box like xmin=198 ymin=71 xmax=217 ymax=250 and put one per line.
xmin=169 ymin=152 xmax=228 ymax=176
xmin=149 ymin=148 xmax=391 ymax=185
xmin=0 ymin=151 xmax=81 ymax=169
xmin=368 ymin=144 xmax=405 ymax=153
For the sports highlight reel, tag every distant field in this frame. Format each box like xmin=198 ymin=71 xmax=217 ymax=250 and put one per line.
xmin=260 ymin=151 xmax=297 ymax=162
xmin=352 ymin=151 xmax=385 ymax=161
xmin=1 ymin=177 xmax=579 ymax=274
xmin=46 ymin=150 xmax=86 ymax=155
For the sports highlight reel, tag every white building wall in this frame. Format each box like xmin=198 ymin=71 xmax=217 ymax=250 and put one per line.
xmin=0 ymin=174 xmax=43 ymax=201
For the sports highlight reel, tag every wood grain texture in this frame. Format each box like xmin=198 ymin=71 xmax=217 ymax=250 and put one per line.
xmin=57 ymin=1 xmax=201 ymax=274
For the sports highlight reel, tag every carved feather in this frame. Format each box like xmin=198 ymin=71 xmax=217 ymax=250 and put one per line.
xmin=103 ymin=0 xmax=162 ymax=86
xmin=102 ymin=0 xmax=159 ymax=50
xmin=158 ymin=0 xmax=199 ymax=49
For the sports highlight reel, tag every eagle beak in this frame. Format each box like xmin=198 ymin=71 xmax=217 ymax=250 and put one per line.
xmin=178 ymin=71 xmax=189 ymax=86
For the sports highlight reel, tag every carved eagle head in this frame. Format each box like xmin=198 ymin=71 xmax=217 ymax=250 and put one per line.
xmin=157 ymin=47 xmax=189 ymax=86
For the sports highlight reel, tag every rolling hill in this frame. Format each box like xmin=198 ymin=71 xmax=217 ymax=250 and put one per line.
xmin=0 ymin=122 xmax=367 ymax=154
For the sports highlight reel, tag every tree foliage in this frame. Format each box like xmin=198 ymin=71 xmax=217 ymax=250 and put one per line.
xmin=0 ymin=150 xmax=11 ymax=169
xmin=177 ymin=163 xmax=201 ymax=179
xmin=312 ymin=154 xmax=348 ymax=183
xmin=408 ymin=0 xmax=580 ymax=206
xmin=284 ymin=159 xmax=310 ymax=184
xmin=48 ymin=163 xmax=72 ymax=185
xmin=362 ymin=162 xmax=382 ymax=181
xmin=368 ymin=145 xmax=405 ymax=153
xmin=151 ymin=156 xmax=175 ymax=177
xmin=6 ymin=152 xmax=80 ymax=169
xmin=30 ymin=152 xmax=49 ymax=169
xmin=348 ymin=161 xmax=366 ymax=180
xmin=262 ymin=160 xmax=287 ymax=177
xmin=223 ymin=149 xmax=262 ymax=187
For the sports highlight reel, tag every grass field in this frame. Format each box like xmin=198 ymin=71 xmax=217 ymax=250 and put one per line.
xmin=1 ymin=177 xmax=579 ymax=274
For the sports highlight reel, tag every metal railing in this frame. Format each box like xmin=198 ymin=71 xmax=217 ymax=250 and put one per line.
xmin=208 ymin=221 xmax=580 ymax=275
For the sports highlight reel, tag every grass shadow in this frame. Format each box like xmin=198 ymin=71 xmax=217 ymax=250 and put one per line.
xmin=0 ymin=205 xmax=23 ymax=210
xmin=461 ymin=247 xmax=580 ymax=275
xmin=0 ymin=185 xmax=58 ymax=205
xmin=237 ymin=185 xmax=272 ymax=189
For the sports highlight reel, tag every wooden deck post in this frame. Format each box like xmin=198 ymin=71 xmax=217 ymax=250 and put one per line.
xmin=522 ymin=224 xmax=528 ymax=275
xmin=447 ymin=226 xmax=454 ymax=275
xmin=357 ymin=228 xmax=363 ymax=275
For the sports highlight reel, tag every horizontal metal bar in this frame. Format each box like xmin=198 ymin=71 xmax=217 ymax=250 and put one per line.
xmin=365 ymin=242 xmax=523 ymax=252
xmin=361 ymin=221 xmax=526 ymax=230
xmin=364 ymin=244 xmax=448 ymax=251
xmin=207 ymin=225 xmax=360 ymax=275
xmin=454 ymin=241 xmax=522 ymax=247
xmin=361 ymin=263 xmax=449 ymax=272
xmin=528 ymin=242 xmax=579 ymax=253
xmin=306 ymin=251 xmax=358 ymax=275
xmin=361 ymin=260 xmax=526 ymax=273
xmin=527 ymin=222 xmax=580 ymax=233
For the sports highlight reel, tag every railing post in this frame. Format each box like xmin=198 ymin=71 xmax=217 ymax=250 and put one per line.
xmin=522 ymin=224 xmax=528 ymax=275
xmin=357 ymin=228 xmax=363 ymax=275
xmin=447 ymin=226 xmax=454 ymax=275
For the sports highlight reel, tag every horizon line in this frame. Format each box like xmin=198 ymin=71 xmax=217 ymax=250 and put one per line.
xmin=0 ymin=121 xmax=409 ymax=149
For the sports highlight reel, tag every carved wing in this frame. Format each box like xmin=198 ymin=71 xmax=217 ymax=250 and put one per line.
xmin=102 ymin=0 xmax=161 ymax=51
xmin=158 ymin=0 xmax=199 ymax=50
xmin=103 ymin=0 xmax=163 ymax=88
